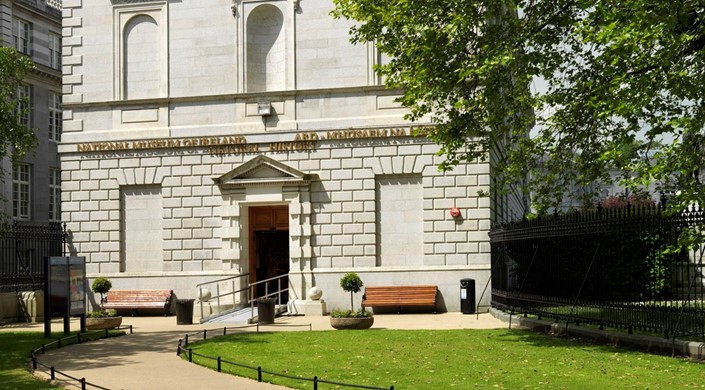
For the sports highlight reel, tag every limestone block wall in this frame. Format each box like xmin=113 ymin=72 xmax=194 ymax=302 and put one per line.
xmin=60 ymin=130 xmax=491 ymax=309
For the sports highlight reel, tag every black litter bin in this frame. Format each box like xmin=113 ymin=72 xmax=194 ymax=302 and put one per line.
xmin=257 ymin=298 xmax=276 ymax=324
xmin=175 ymin=299 xmax=195 ymax=325
xmin=460 ymin=278 xmax=475 ymax=314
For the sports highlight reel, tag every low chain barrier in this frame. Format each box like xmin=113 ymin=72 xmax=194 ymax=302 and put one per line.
xmin=29 ymin=325 xmax=132 ymax=390
xmin=176 ymin=323 xmax=394 ymax=390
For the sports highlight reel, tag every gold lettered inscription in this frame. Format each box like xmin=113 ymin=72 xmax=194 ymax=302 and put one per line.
xmin=75 ymin=126 xmax=425 ymax=154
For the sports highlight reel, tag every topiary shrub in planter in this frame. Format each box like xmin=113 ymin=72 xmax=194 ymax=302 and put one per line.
xmin=86 ymin=278 xmax=121 ymax=329
xmin=330 ymin=273 xmax=373 ymax=330
xmin=92 ymin=277 xmax=112 ymax=305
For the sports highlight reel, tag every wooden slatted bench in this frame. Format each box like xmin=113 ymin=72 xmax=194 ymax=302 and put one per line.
xmin=102 ymin=289 xmax=173 ymax=316
xmin=362 ymin=285 xmax=438 ymax=314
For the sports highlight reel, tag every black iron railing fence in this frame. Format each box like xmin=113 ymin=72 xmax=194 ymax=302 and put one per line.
xmin=178 ymin=324 xmax=395 ymax=390
xmin=30 ymin=325 xmax=132 ymax=390
xmin=490 ymin=203 xmax=705 ymax=338
xmin=0 ymin=222 xmax=66 ymax=293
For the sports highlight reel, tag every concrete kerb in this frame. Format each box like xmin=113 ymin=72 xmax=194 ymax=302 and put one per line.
xmin=490 ymin=308 xmax=705 ymax=360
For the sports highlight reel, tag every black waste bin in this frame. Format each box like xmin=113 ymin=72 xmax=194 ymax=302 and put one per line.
xmin=175 ymin=299 xmax=195 ymax=325
xmin=257 ymin=297 xmax=276 ymax=324
xmin=460 ymin=278 xmax=475 ymax=314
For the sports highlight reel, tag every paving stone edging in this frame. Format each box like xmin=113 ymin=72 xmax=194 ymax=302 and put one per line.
xmin=489 ymin=308 xmax=705 ymax=360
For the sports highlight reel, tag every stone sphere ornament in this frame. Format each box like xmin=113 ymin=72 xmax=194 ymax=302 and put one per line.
xmin=307 ymin=286 xmax=323 ymax=301
xmin=198 ymin=288 xmax=212 ymax=302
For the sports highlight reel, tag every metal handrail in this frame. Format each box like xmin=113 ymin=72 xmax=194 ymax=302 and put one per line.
xmin=197 ymin=273 xmax=291 ymax=323
xmin=197 ymin=273 xmax=250 ymax=322
xmin=248 ymin=274 xmax=290 ymax=320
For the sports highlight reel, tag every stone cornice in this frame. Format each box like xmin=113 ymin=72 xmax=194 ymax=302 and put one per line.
xmin=29 ymin=63 xmax=62 ymax=84
xmin=62 ymin=85 xmax=402 ymax=110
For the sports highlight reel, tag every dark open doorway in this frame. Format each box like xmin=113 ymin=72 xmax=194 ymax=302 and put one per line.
xmin=249 ymin=206 xmax=289 ymax=301
xmin=254 ymin=230 xmax=289 ymax=300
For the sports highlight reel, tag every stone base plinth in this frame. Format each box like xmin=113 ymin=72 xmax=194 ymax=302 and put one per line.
xmin=289 ymin=299 xmax=327 ymax=316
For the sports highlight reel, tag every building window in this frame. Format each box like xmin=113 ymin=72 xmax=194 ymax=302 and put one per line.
xmin=49 ymin=92 xmax=62 ymax=142
xmin=12 ymin=18 xmax=31 ymax=55
xmin=49 ymin=33 xmax=62 ymax=69
xmin=49 ymin=168 xmax=61 ymax=221
xmin=16 ymin=84 xmax=31 ymax=128
xmin=13 ymin=164 xmax=31 ymax=221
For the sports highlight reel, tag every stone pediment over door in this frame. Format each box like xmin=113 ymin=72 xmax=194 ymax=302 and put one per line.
xmin=213 ymin=154 xmax=313 ymax=190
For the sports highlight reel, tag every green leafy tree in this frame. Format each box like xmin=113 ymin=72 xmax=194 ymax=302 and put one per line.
xmin=332 ymin=1 xmax=705 ymax=213
xmin=0 ymin=47 xmax=37 ymax=174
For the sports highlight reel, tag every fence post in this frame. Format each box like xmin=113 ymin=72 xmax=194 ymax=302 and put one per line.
xmin=177 ymin=339 xmax=182 ymax=356
xmin=77 ymin=333 xmax=81 ymax=344
xmin=257 ymin=366 xmax=262 ymax=382
xmin=81 ymin=378 xmax=86 ymax=390
xmin=203 ymin=329 xmax=207 ymax=340
xmin=188 ymin=348 xmax=192 ymax=363
xmin=58 ymin=339 xmax=61 ymax=349
xmin=50 ymin=367 xmax=55 ymax=380
xmin=129 ymin=325 xmax=133 ymax=334
xmin=185 ymin=334 xmax=189 ymax=345
xmin=217 ymin=356 xmax=221 ymax=372
xmin=314 ymin=375 xmax=318 ymax=390
xmin=224 ymin=327 xmax=227 ymax=336
xmin=32 ymin=355 xmax=37 ymax=370
xmin=41 ymin=344 xmax=45 ymax=354
xmin=105 ymin=328 xmax=109 ymax=337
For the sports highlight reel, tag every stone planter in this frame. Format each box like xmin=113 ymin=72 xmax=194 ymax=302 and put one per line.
xmin=330 ymin=316 xmax=374 ymax=330
xmin=86 ymin=316 xmax=123 ymax=330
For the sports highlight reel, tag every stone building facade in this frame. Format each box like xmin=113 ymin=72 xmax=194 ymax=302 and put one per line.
xmin=60 ymin=0 xmax=492 ymax=313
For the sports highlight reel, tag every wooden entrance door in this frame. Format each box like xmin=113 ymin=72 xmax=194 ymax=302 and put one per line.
xmin=249 ymin=206 xmax=289 ymax=299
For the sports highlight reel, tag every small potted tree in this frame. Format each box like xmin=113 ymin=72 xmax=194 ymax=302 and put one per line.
xmin=330 ymin=272 xmax=373 ymax=329
xmin=86 ymin=277 xmax=122 ymax=330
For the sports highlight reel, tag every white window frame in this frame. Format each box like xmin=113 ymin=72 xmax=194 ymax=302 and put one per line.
xmin=49 ymin=168 xmax=61 ymax=222
xmin=49 ymin=33 xmax=62 ymax=69
xmin=13 ymin=164 xmax=31 ymax=221
xmin=49 ymin=92 xmax=62 ymax=142
xmin=12 ymin=18 xmax=31 ymax=55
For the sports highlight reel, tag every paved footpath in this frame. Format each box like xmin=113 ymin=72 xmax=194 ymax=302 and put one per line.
xmin=3 ymin=313 xmax=507 ymax=390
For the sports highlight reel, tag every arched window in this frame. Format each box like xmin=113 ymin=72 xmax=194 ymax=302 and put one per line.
xmin=246 ymin=5 xmax=285 ymax=92
xmin=123 ymin=15 xmax=160 ymax=99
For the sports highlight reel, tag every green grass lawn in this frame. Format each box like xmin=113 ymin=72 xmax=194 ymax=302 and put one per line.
xmin=0 ymin=333 xmax=60 ymax=390
xmin=186 ymin=329 xmax=705 ymax=389
xmin=0 ymin=330 xmax=125 ymax=390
